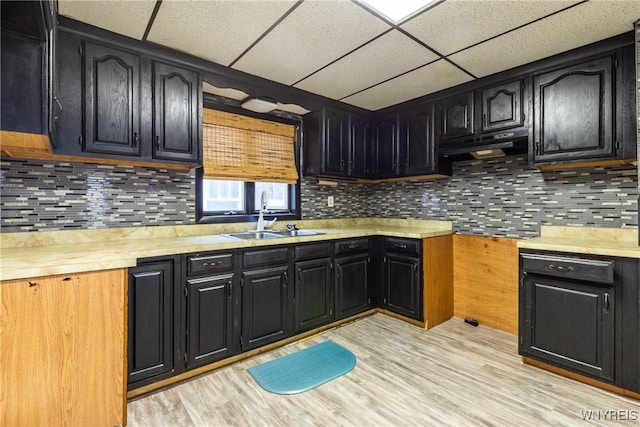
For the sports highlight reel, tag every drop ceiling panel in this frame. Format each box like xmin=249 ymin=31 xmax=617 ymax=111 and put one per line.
xmin=147 ymin=1 xmax=297 ymax=66
xmin=449 ymin=1 xmax=639 ymax=78
xmin=401 ymin=0 xmax=579 ymax=56
xmin=342 ymin=60 xmax=473 ymax=110
xmin=232 ymin=0 xmax=390 ymax=85
xmin=294 ymin=30 xmax=439 ymax=100
xmin=58 ymin=0 xmax=156 ymax=40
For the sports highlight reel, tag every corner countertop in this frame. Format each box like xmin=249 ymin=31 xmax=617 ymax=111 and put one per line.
xmin=0 ymin=218 xmax=453 ymax=281
xmin=517 ymin=226 xmax=640 ymax=259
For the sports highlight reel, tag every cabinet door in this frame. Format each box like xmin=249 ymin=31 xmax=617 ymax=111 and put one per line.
xmin=382 ymin=253 xmax=422 ymax=320
xmin=128 ymin=260 xmax=179 ymax=387
xmin=294 ymin=258 xmax=333 ymax=332
xmin=83 ymin=42 xmax=141 ymax=156
xmin=373 ymin=115 xmax=400 ymax=177
xmin=403 ymin=107 xmax=435 ymax=175
xmin=323 ymin=108 xmax=348 ymax=175
xmin=482 ymin=79 xmax=524 ymax=132
xmin=186 ymin=274 xmax=236 ymax=369
xmin=521 ymin=274 xmax=615 ymax=381
xmin=532 ymin=56 xmax=614 ymax=163
xmin=241 ymin=266 xmax=290 ymax=351
xmin=440 ymin=91 xmax=474 ymax=139
xmin=349 ymin=115 xmax=370 ymax=177
xmin=153 ymin=61 xmax=200 ymax=163
xmin=335 ymin=253 xmax=371 ymax=319
xmin=1 ymin=270 xmax=126 ymax=427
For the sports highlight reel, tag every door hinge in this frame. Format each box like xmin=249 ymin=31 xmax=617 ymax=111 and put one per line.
xmin=184 ymin=286 xmax=188 ymax=297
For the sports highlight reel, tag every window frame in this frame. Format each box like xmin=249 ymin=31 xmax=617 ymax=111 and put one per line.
xmin=196 ymin=102 xmax=302 ymax=224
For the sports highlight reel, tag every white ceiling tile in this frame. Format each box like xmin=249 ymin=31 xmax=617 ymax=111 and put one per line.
xmin=232 ymin=0 xmax=391 ymax=85
xmin=147 ymin=1 xmax=297 ymax=66
xmin=58 ymin=0 xmax=157 ymax=40
xmin=401 ymin=0 xmax=579 ymax=56
xmin=294 ymin=30 xmax=439 ymax=100
xmin=449 ymin=1 xmax=639 ymax=78
xmin=341 ymin=60 xmax=473 ymax=110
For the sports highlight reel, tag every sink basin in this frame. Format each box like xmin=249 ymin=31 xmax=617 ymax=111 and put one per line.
xmin=222 ymin=230 xmax=324 ymax=240
xmin=269 ymin=230 xmax=324 ymax=237
xmin=223 ymin=231 xmax=283 ymax=240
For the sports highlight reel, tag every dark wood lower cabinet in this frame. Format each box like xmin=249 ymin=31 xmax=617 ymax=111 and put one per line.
xmin=294 ymin=258 xmax=333 ymax=332
xmin=241 ymin=266 xmax=290 ymax=351
xmin=381 ymin=252 xmax=422 ymax=321
xmin=520 ymin=251 xmax=640 ymax=393
xmin=186 ymin=273 xmax=236 ymax=369
xmin=521 ymin=274 xmax=615 ymax=381
xmin=335 ymin=253 xmax=371 ymax=320
xmin=127 ymin=257 xmax=181 ymax=389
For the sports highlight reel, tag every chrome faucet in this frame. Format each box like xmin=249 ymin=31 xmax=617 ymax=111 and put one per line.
xmin=256 ymin=190 xmax=277 ymax=231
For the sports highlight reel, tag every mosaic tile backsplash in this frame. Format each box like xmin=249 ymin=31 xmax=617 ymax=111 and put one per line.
xmin=1 ymin=155 xmax=638 ymax=237
xmin=1 ymin=160 xmax=195 ymax=232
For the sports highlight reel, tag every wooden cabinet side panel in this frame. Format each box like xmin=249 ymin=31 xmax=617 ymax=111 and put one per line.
xmin=1 ymin=269 xmax=127 ymax=427
xmin=422 ymin=235 xmax=453 ymax=329
xmin=453 ymin=234 xmax=519 ymax=334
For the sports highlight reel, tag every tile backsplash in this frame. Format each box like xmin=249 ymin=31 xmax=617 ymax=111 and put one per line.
xmin=1 ymin=159 xmax=195 ymax=232
xmin=1 ymin=156 xmax=638 ymax=238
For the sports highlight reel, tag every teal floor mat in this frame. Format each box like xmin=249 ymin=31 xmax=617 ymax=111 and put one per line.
xmin=247 ymin=340 xmax=356 ymax=395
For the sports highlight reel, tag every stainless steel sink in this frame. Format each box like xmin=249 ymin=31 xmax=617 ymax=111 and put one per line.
xmin=222 ymin=230 xmax=324 ymax=240
xmin=223 ymin=231 xmax=283 ymax=240
xmin=269 ymin=230 xmax=324 ymax=237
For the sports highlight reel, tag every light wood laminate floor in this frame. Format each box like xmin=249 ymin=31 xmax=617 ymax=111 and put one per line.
xmin=128 ymin=314 xmax=640 ymax=426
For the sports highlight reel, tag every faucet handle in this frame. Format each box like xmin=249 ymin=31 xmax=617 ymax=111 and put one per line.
xmin=286 ymin=223 xmax=299 ymax=231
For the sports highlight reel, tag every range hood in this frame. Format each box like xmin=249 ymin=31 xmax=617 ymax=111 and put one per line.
xmin=438 ymin=129 xmax=529 ymax=160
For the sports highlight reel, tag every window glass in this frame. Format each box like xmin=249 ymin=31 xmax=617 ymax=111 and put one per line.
xmin=201 ymin=179 xmax=244 ymax=213
xmin=254 ymin=182 xmax=289 ymax=212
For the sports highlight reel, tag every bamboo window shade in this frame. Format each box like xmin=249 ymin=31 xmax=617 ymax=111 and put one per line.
xmin=202 ymin=109 xmax=298 ymax=183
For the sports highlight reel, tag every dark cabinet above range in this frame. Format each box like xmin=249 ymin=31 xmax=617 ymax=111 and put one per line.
xmin=437 ymin=78 xmax=529 ymax=160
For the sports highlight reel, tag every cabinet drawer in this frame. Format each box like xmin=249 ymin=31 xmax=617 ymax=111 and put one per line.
xmin=384 ymin=238 xmax=420 ymax=255
xmin=335 ymin=238 xmax=369 ymax=256
xmin=521 ymin=253 xmax=614 ymax=285
xmin=243 ymin=247 xmax=289 ymax=268
xmin=187 ymin=252 xmax=234 ymax=276
xmin=295 ymin=242 xmax=331 ymax=261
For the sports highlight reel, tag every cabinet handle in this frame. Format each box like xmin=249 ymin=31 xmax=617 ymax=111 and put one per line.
xmin=482 ymin=113 xmax=487 ymax=126
xmin=227 ymin=280 xmax=232 ymax=299
xmin=414 ymin=263 xmax=418 ymax=273
xmin=133 ymin=132 xmax=138 ymax=148
xmin=534 ymin=142 xmax=540 ymax=155
xmin=347 ymin=244 xmax=357 ymax=250
xmin=341 ymin=160 xmax=346 ymax=171
xmin=549 ymin=264 xmax=574 ymax=272
xmin=283 ymin=271 xmax=288 ymax=287
xmin=604 ymin=293 xmax=610 ymax=312
xmin=394 ymin=244 xmax=407 ymax=249
xmin=155 ymin=135 xmax=160 ymax=151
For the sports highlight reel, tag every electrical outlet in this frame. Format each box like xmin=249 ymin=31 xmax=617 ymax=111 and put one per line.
xmin=327 ymin=196 xmax=334 ymax=207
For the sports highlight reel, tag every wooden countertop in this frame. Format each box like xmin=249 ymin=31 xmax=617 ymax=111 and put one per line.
xmin=517 ymin=226 xmax=640 ymax=259
xmin=0 ymin=219 xmax=453 ymax=281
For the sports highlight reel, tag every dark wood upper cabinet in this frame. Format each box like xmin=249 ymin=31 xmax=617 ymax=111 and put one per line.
xmin=532 ymin=55 xmax=614 ymax=164
xmin=440 ymin=91 xmax=474 ymax=140
xmin=83 ymin=42 xmax=141 ymax=156
xmin=402 ymin=106 xmax=436 ymax=176
xmin=152 ymin=61 xmax=200 ymax=163
xmin=373 ymin=114 xmax=400 ymax=177
xmin=481 ymin=79 xmax=524 ymax=133
xmin=348 ymin=115 xmax=370 ymax=178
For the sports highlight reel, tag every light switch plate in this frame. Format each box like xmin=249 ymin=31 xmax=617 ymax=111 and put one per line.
xmin=327 ymin=196 xmax=334 ymax=207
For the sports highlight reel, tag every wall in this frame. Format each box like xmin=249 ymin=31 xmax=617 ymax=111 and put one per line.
xmin=1 ymin=155 xmax=638 ymax=237
xmin=0 ymin=159 xmax=194 ymax=232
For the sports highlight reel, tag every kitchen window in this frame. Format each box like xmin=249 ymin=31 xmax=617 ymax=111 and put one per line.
xmin=197 ymin=107 xmax=300 ymax=223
